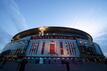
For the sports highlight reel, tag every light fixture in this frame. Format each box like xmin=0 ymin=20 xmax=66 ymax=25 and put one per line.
xmin=38 ymin=26 xmax=48 ymax=36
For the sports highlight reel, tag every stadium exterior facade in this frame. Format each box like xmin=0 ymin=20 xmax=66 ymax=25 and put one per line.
xmin=0 ymin=26 xmax=107 ymax=71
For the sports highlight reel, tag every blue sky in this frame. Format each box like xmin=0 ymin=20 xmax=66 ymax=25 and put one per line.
xmin=0 ymin=0 xmax=107 ymax=56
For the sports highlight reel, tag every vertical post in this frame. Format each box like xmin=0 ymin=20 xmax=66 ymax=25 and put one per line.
xmin=18 ymin=60 xmax=27 ymax=71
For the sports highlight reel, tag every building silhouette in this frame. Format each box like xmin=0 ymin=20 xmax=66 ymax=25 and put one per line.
xmin=0 ymin=26 xmax=107 ymax=71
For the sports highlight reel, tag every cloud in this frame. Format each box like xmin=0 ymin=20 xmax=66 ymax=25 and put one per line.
xmin=0 ymin=0 xmax=29 ymax=52
xmin=2 ymin=0 xmax=28 ymax=32
xmin=94 ymin=33 xmax=107 ymax=57
xmin=0 ymin=28 xmax=12 ymax=52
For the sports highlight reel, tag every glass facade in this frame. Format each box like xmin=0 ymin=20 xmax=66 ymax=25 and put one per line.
xmin=0 ymin=27 xmax=106 ymax=71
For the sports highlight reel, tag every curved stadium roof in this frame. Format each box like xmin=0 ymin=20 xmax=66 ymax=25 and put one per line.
xmin=12 ymin=26 xmax=93 ymax=41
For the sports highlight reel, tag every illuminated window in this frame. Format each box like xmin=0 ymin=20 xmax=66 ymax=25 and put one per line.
xmin=29 ymin=42 xmax=40 ymax=55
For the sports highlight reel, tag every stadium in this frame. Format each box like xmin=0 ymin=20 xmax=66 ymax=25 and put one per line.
xmin=0 ymin=26 xmax=107 ymax=71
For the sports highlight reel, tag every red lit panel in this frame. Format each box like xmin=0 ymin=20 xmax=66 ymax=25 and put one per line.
xmin=61 ymin=48 xmax=64 ymax=55
xmin=50 ymin=44 xmax=55 ymax=54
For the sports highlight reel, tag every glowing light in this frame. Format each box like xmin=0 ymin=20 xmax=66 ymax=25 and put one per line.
xmin=38 ymin=26 xmax=48 ymax=36
xmin=39 ymin=26 xmax=48 ymax=32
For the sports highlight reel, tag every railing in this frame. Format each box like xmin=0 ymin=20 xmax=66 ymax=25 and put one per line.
xmin=0 ymin=55 xmax=106 ymax=64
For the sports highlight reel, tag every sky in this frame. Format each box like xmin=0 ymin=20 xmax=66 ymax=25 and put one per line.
xmin=0 ymin=0 xmax=107 ymax=56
